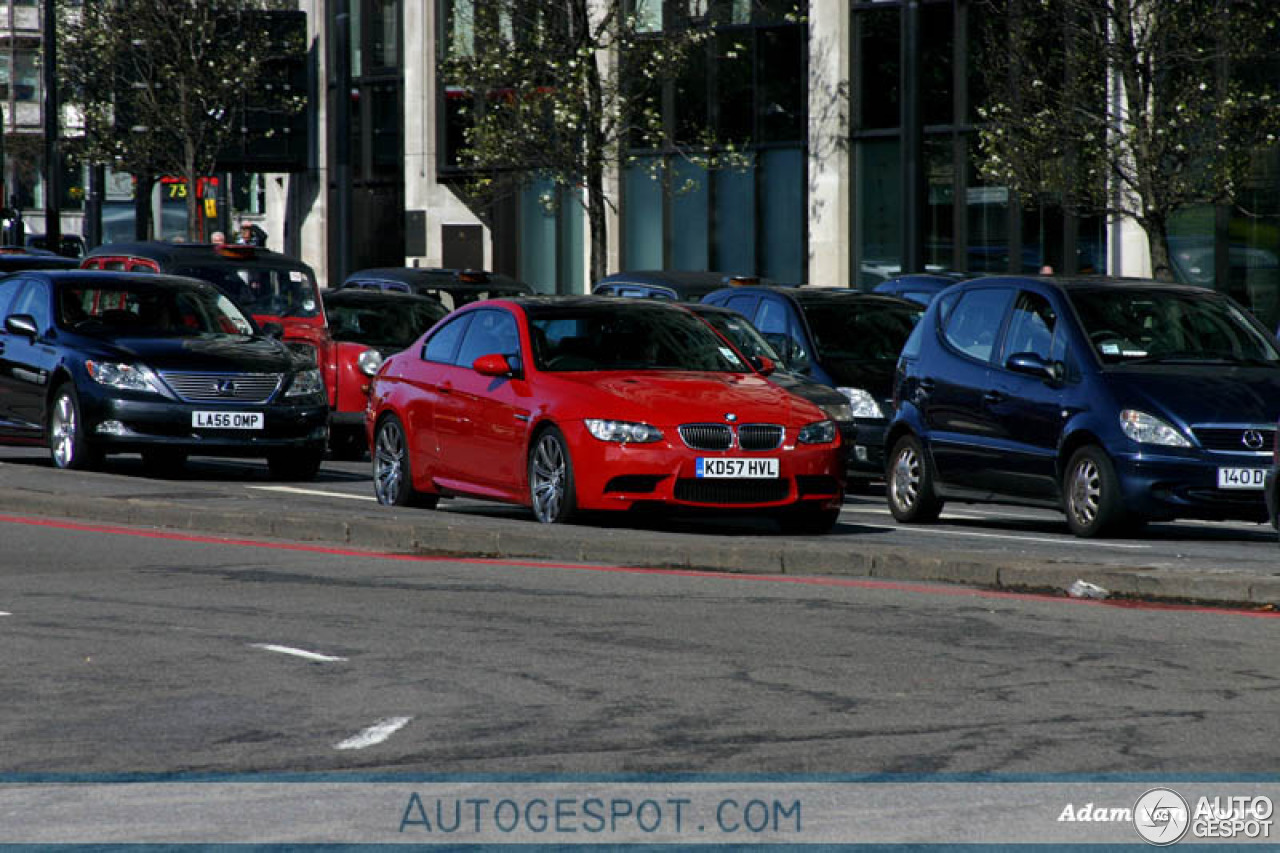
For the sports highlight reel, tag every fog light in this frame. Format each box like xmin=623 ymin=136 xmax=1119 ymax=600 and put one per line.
xmin=95 ymin=420 xmax=127 ymax=436
xmin=855 ymin=445 xmax=869 ymax=462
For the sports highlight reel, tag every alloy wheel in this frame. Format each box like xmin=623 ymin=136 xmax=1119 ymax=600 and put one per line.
xmin=50 ymin=393 xmax=78 ymax=469
xmin=373 ymin=419 xmax=406 ymax=505
xmin=530 ymin=433 xmax=567 ymax=522
xmin=1068 ymin=457 xmax=1101 ymax=528
xmin=890 ymin=444 xmax=921 ymax=513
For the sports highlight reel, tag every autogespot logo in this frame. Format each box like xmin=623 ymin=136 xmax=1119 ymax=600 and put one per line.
xmin=1134 ymin=788 xmax=1190 ymax=846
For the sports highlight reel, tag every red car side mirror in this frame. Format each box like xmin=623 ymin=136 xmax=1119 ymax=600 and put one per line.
xmin=472 ymin=353 xmax=513 ymax=377
xmin=753 ymin=355 xmax=776 ymax=376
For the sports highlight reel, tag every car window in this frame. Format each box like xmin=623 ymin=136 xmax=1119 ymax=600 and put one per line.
xmin=1001 ymin=291 xmax=1058 ymax=362
xmin=0 ymin=276 xmax=25 ymax=318
xmin=803 ymin=301 xmax=922 ymax=362
xmin=724 ymin=294 xmax=758 ymax=317
xmin=528 ymin=304 xmax=748 ymax=372
xmin=942 ymin=287 xmax=1014 ymax=363
xmin=454 ymin=309 xmax=520 ymax=368
xmin=10 ymin=280 xmax=51 ymax=331
xmin=754 ymin=297 xmax=807 ymax=368
xmin=423 ymin=314 xmax=470 ymax=364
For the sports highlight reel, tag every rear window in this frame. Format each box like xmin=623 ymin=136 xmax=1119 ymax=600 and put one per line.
xmin=804 ymin=301 xmax=924 ymax=362
xmin=173 ymin=264 xmax=321 ymax=319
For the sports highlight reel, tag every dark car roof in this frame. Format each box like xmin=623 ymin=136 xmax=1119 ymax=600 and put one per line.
xmin=0 ymin=253 xmax=80 ymax=272
xmin=954 ymin=274 xmax=1213 ymax=296
xmin=84 ymin=241 xmax=313 ymax=272
xmin=23 ymin=269 xmax=223 ymax=292
xmin=594 ymin=270 xmax=767 ymax=300
xmin=322 ymin=288 xmax=446 ymax=307
xmin=708 ymin=284 xmax=922 ymax=311
xmin=343 ymin=267 xmax=532 ymax=290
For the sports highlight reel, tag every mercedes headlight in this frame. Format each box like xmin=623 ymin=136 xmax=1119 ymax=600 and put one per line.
xmin=838 ymin=387 xmax=884 ymax=418
xmin=85 ymin=361 xmax=164 ymax=395
xmin=357 ymin=348 xmax=385 ymax=377
xmin=285 ymin=368 xmax=325 ymax=398
xmin=584 ymin=419 xmax=663 ymax=443
xmin=1120 ymin=409 xmax=1191 ymax=447
xmin=798 ymin=420 xmax=838 ymax=445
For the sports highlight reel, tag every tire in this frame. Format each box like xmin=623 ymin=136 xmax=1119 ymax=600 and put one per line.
xmin=267 ymin=448 xmax=324 ymax=481
xmin=329 ymin=429 xmax=368 ymax=461
xmin=886 ymin=434 xmax=943 ymax=523
xmin=528 ymin=426 xmax=576 ymax=524
xmin=141 ymin=448 xmax=188 ymax=474
xmin=372 ymin=415 xmax=437 ymax=508
xmin=48 ymin=384 xmax=102 ymax=471
xmin=777 ymin=507 xmax=841 ymax=535
xmin=1063 ymin=445 xmax=1127 ymax=538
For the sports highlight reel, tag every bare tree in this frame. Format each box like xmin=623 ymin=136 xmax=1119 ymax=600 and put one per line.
xmin=976 ymin=0 xmax=1280 ymax=280
xmin=60 ymin=0 xmax=304 ymax=241
xmin=443 ymin=1 xmax=784 ymax=284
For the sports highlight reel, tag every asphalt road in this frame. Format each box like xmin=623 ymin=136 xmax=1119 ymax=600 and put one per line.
xmin=3 ymin=510 xmax=1278 ymax=777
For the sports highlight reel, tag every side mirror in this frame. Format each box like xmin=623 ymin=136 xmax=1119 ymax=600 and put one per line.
xmin=751 ymin=355 xmax=777 ymax=376
xmin=1006 ymin=352 xmax=1062 ymax=382
xmin=261 ymin=321 xmax=284 ymax=339
xmin=5 ymin=314 xmax=38 ymax=338
xmin=473 ymin=352 xmax=514 ymax=377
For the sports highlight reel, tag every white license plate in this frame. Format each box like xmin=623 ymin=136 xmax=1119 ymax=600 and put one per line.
xmin=696 ymin=457 xmax=779 ymax=478
xmin=192 ymin=411 xmax=264 ymax=430
xmin=1217 ymin=467 xmax=1266 ymax=490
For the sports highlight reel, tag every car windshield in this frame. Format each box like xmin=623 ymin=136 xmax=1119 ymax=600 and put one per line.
xmin=172 ymin=264 xmax=321 ymax=319
xmin=529 ymin=305 xmax=750 ymax=372
xmin=1069 ymin=288 xmax=1280 ymax=365
xmin=803 ymin=300 xmax=923 ymax=361
xmin=327 ymin=300 xmax=446 ymax=348
xmin=58 ymin=284 xmax=255 ymax=337
xmin=697 ymin=310 xmax=784 ymax=363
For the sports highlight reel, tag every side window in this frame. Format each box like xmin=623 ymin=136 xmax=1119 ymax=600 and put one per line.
xmin=1001 ymin=291 xmax=1058 ymax=362
xmin=754 ymin=297 xmax=803 ymax=366
xmin=941 ymin=288 xmax=1014 ymax=364
xmin=422 ymin=314 xmax=471 ymax=364
xmin=724 ymin=294 xmax=758 ymax=317
xmin=0 ymin=276 xmax=25 ymax=320
xmin=10 ymin=280 xmax=51 ymax=332
xmin=454 ymin=309 xmax=519 ymax=368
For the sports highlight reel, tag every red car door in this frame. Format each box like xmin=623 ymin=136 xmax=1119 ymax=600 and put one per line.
xmin=432 ymin=308 xmax=531 ymax=498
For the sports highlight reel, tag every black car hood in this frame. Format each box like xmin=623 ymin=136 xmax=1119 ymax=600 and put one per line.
xmin=1108 ymin=365 xmax=1280 ymax=425
xmin=822 ymin=358 xmax=897 ymax=398
xmin=78 ymin=334 xmax=300 ymax=373
xmin=769 ymin=370 xmax=849 ymax=409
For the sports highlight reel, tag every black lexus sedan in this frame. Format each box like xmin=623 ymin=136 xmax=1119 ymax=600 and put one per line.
xmin=0 ymin=270 xmax=329 ymax=478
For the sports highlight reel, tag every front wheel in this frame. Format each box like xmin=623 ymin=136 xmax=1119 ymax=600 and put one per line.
xmin=528 ymin=427 xmax=576 ymax=524
xmin=886 ymin=434 xmax=943 ymax=523
xmin=1063 ymin=446 xmax=1127 ymax=538
xmin=48 ymin=384 xmax=101 ymax=471
xmin=267 ymin=448 xmax=324 ymax=481
xmin=372 ymin=415 xmax=437 ymax=508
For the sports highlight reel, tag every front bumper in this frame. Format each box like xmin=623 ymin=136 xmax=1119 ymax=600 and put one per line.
xmin=563 ymin=422 xmax=846 ymax=513
xmin=1112 ymin=449 xmax=1270 ymax=523
xmin=83 ymin=395 xmax=329 ymax=457
xmin=848 ymin=419 xmax=887 ymax=478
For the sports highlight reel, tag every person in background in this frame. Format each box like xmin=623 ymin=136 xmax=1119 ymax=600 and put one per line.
xmin=236 ymin=221 xmax=267 ymax=247
xmin=210 ymin=231 xmax=226 ymax=245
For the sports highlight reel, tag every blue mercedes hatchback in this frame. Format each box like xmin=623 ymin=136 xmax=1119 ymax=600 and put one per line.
xmin=885 ymin=276 xmax=1280 ymax=537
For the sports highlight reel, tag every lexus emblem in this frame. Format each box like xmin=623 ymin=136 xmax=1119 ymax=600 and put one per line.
xmin=725 ymin=413 xmax=738 ymax=422
xmin=214 ymin=379 xmax=237 ymax=397
xmin=1242 ymin=429 xmax=1266 ymax=450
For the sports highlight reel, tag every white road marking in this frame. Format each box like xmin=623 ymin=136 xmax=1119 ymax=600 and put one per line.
xmin=0 ymin=611 xmax=10 ymax=616
xmin=250 ymin=643 xmax=348 ymax=663
xmin=335 ymin=717 xmax=413 ymax=750
xmin=248 ymin=485 xmax=376 ymax=502
xmin=845 ymin=503 xmax=1049 ymax=521
xmin=839 ymin=519 xmax=1151 ymax=549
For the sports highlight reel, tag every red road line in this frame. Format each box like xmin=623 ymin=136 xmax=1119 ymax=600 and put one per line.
xmin=1 ymin=512 xmax=1275 ymax=619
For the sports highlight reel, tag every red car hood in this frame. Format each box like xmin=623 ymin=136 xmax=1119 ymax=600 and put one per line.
xmin=547 ymin=370 xmax=825 ymax=427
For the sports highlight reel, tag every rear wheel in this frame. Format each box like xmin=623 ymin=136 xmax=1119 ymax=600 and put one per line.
xmin=48 ymin=384 xmax=101 ymax=471
xmin=372 ymin=415 xmax=437 ymax=508
xmin=886 ymin=434 xmax=943 ymax=523
xmin=529 ymin=427 xmax=576 ymax=524
xmin=267 ymin=448 xmax=324 ymax=481
xmin=1063 ymin=446 xmax=1127 ymax=538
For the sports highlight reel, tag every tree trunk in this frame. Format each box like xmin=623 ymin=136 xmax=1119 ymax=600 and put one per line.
xmin=587 ymin=161 xmax=607 ymax=287
xmin=185 ymin=142 xmax=201 ymax=242
xmin=1146 ymin=214 xmax=1175 ymax=282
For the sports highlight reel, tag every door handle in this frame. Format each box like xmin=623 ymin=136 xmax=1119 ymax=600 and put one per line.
xmin=983 ymin=390 xmax=1005 ymax=405
xmin=438 ymin=381 xmax=453 ymax=394
xmin=918 ymin=378 xmax=936 ymax=393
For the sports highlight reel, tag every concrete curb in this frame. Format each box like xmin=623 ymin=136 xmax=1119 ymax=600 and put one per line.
xmin=1 ymin=485 xmax=1275 ymax=608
